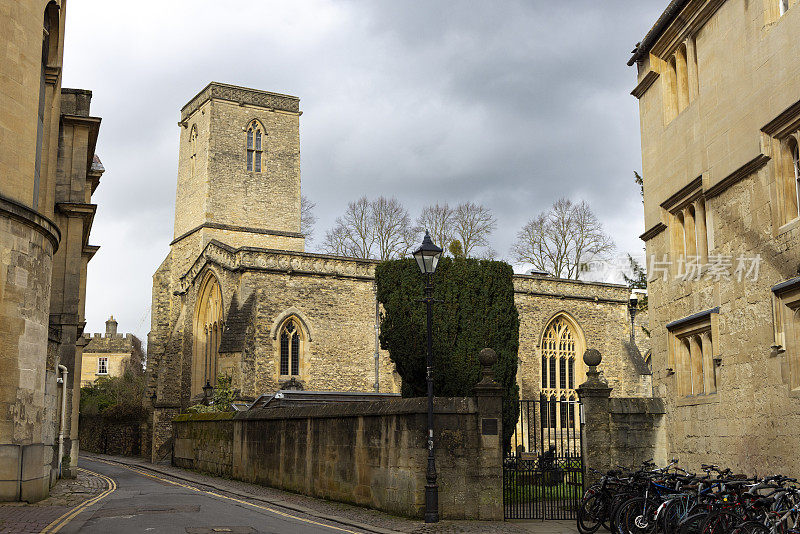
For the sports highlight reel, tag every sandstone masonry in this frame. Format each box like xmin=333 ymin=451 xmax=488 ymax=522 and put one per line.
xmin=0 ymin=1 xmax=103 ymax=501
xmin=631 ymin=0 xmax=800 ymax=474
xmin=146 ymin=82 xmax=653 ymax=462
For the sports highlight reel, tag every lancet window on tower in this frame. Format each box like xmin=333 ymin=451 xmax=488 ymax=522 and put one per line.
xmin=189 ymin=125 xmax=197 ymax=178
xmin=246 ymin=120 xmax=263 ymax=173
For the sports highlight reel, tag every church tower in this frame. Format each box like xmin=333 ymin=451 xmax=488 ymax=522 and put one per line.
xmin=171 ymin=82 xmax=305 ymax=263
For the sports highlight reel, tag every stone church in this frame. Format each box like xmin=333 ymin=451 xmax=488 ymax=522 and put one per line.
xmin=146 ymin=82 xmax=651 ymax=460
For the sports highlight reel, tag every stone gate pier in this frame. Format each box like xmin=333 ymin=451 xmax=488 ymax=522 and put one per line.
xmin=578 ymin=348 xmax=667 ymax=481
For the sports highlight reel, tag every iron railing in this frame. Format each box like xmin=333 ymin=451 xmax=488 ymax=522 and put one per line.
xmin=503 ymin=398 xmax=584 ymax=520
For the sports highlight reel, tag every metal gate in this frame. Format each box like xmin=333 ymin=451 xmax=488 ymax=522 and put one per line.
xmin=503 ymin=397 xmax=584 ymax=520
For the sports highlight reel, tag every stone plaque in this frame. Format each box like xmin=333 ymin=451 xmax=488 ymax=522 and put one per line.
xmin=481 ymin=418 xmax=498 ymax=436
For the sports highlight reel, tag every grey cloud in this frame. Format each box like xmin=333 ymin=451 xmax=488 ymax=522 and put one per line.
xmin=62 ymin=0 xmax=665 ymax=341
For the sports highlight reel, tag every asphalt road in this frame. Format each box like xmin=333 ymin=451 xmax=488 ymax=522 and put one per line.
xmin=62 ymin=457 xmax=374 ymax=534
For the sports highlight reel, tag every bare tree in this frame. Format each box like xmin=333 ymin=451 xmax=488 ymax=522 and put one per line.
xmin=371 ymin=196 xmax=414 ymax=260
xmin=322 ymin=196 xmax=413 ymax=260
xmin=322 ymin=224 xmax=351 ymax=256
xmin=300 ymin=195 xmax=317 ymax=244
xmin=452 ymin=202 xmax=497 ymax=257
xmin=415 ymin=203 xmax=454 ymax=253
xmin=512 ymin=198 xmax=614 ymax=279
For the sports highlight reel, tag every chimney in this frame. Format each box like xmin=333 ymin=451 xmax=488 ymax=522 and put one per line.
xmin=105 ymin=315 xmax=118 ymax=337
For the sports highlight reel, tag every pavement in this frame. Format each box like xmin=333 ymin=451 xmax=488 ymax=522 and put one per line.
xmin=0 ymin=469 xmax=108 ymax=533
xmin=0 ymin=453 xmax=580 ymax=533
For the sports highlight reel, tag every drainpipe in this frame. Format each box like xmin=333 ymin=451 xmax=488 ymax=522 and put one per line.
xmin=57 ymin=364 xmax=68 ymax=477
xmin=374 ymin=299 xmax=380 ymax=392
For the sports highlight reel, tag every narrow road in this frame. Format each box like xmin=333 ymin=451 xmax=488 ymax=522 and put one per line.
xmin=60 ymin=457 xmax=374 ymax=534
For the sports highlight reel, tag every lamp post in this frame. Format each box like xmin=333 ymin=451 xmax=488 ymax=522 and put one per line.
xmin=202 ymin=380 xmax=213 ymax=405
xmin=628 ymin=291 xmax=639 ymax=344
xmin=412 ymin=231 xmax=443 ymax=524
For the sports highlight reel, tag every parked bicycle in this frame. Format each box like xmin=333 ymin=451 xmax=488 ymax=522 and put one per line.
xmin=576 ymin=460 xmax=800 ymax=534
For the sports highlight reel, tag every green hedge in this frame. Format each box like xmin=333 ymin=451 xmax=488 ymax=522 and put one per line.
xmin=376 ymin=257 xmax=520 ymax=450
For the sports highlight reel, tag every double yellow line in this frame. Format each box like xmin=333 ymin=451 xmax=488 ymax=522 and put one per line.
xmin=40 ymin=457 xmax=364 ymax=534
xmin=40 ymin=467 xmax=116 ymax=534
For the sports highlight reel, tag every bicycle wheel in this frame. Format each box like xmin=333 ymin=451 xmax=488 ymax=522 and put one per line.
xmin=678 ymin=512 xmax=708 ymax=534
xmin=731 ymin=521 xmax=770 ymax=534
xmin=577 ymin=491 xmax=608 ymax=534
xmin=658 ymin=499 xmax=683 ymax=534
xmin=615 ymin=497 xmax=658 ymax=534
xmin=702 ymin=510 xmax=740 ymax=534
xmin=610 ymin=492 xmax=638 ymax=533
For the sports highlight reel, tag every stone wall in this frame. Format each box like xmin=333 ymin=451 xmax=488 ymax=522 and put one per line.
xmin=172 ymin=394 xmax=503 ymax=520
xmin=79 ymin=416 xmax=145 ymax=457
xmin=633 ymin=0 xmax=800 ymax=475
xmin=0 ymin=0 xmax=67 ymax=502
xmin=514 ymin=275 xmax=649 ymax=399
xmin=0 ymin=202 xmax=58 ymax=501
xmin=578 ymin=350 xmax=666 ymax=482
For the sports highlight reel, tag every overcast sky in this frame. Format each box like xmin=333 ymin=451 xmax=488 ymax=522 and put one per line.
xmin=62 ymin=0 xmax=664 ymax=343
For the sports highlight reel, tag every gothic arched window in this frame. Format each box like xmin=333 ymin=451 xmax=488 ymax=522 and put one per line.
xmin=246 ymin=120 xmax=263 ymax=173
xmin=540 ymin=315 xmax=582 ymax=428
xmin=192 ymin=272 xmax=223 ymax=396
xmin=280 ymin=319 xmax=301 ymax=376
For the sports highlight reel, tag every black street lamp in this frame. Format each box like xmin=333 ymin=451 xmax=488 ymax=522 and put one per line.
xmin=628 ymin=291 xmax=639 ymax=344
xmin=412 ymin=231 xmax=443 ymax=524
xmin=202 ymin=380 xmax=214 ymax=405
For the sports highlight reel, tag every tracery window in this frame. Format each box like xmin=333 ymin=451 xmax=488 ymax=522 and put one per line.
xmin=191 ymin=273 xmax=223 ymax=396
xmin=540 ymin=316 xmax=580 ymax=428
xmin=280 ymin=319 xmax=301 ymax=376
xmin=780 ymin=0 xmax=790 ymax=16
xmin=246 ymin=120 xmax=263 ymax=172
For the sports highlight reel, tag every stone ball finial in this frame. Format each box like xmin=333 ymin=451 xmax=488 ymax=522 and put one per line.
xmin=583 ymin=348 xmax=602 ymax=367
xmin=479 ymin=348 xmax=498 ymax=367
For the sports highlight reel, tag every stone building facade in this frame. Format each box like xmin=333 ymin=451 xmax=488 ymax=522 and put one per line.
xmin=631 ymin=0 xmax=800 ymax=473
xmin=147 ymin=82 xmax=651 ymax=460
xmin=0 ymin=1 xmax=104 ymax=501
xmin=81 ymin=316 xmax=144 ymax=387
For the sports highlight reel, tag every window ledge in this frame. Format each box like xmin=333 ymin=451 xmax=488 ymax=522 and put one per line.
xmin=675 ymin=393 xmax=719 ymax=407
xmin=777 ymin=217 xmax=800 ymax=236
xmin=789 ymin=388 xmax=800 ymax=399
